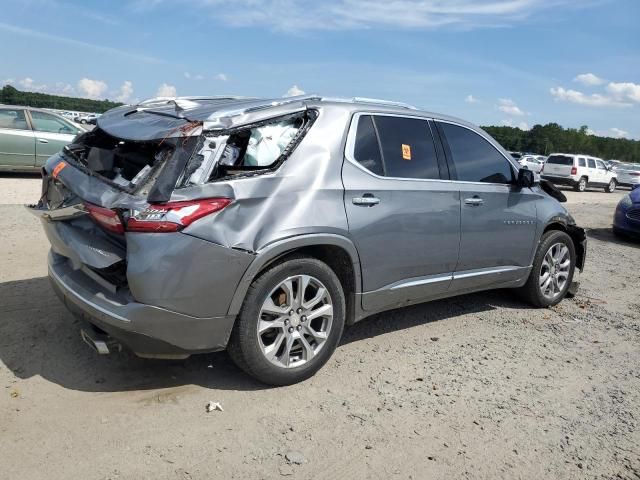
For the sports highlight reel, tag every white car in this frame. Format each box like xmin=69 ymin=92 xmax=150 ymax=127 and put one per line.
xmin=541 ymin=153 xmax=617 ymax=192
xmin=614 ymin=163 xmax=640 ymax=188
xmin=518 ymin=155 xmax=545 ymax=173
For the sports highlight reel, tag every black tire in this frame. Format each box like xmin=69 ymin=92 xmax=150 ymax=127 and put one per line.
xmin=227 ymin=255 xmax=346 ymax=386
xmin=605 ymin=179 xmax=617 ymax=193
xmin=574 ymin=176 xmax=587 ymax=192
xmin=518 ymin=230 xmax=576 ymax=308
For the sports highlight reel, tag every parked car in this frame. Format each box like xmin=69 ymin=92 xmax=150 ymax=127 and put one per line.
xmin=518 ymin=155 xmax=545 ymax=173
xmin=541 ymin=153 xmax=617 ymax=192
xmin=509 ymin=151 xmax=522 ymax=160
xmin=76 ymin=113 xmax=99 ymax=125
xmin=613 ymin=186 xmax=640 ymax=239
xmin=613 ymin=163 xmax=640 ymax=188
xmin=28 ymin=96 xmax=587 ymax=385
xmin=0 ymin=105 xmax=83 ymax=172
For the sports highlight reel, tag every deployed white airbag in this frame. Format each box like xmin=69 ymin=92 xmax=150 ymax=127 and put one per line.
xmin=243 ymin=120 xmax=299 ymax=166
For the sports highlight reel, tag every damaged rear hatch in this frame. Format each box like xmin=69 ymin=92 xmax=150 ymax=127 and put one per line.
xmin=28 ymin=95 xmax=318 ymax=290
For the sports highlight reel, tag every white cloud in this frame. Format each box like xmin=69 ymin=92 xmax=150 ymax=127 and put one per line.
xmin=151 ymin=0 xmax=594 ymax=32
xmin=284 ymin=85 xmax=305 ymax=97
xmin=77 ymin=78 xmax=108 ymax=99
xmin=550 ymin=86 xmax=631 ymax=107
xmin=156 ymin=83 xmax=177 ymax=97
xmin=465 ymin=94 xmax=478 ymax=103
xmin=115 ymin=80 xmax=134 ymax=103
xmin=573 ymin=73 xmax=605 ymax=86
xmin=518 ymin=121 xmax=530 ymax=130
xmin=609 ymin=127 xmax=628 ymax=138
xmin=497 ymin=98 xmax=525 ymax=116
xmin=215 ymin=73 xmax=229 ymax=81
xmin=184 ymin=72 xmax=204 ymax=80
xmin=606 ymin=82 xmax=640 ymax=103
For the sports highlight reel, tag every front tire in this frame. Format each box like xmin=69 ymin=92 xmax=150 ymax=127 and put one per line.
xmin=605 ymin=179 xmax=617 ymax=193
xmin=228 ymin=256 xmax=346 ymax=386
xmin=518 ymin=230 xmax=576 ymax=307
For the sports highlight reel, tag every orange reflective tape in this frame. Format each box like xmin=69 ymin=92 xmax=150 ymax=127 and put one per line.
xmin=52 ymin=162 xmax=66 ymax=178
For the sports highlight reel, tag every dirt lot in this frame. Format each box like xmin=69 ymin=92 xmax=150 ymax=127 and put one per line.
xmin=1 ymin=174 xmax=638 ymax=480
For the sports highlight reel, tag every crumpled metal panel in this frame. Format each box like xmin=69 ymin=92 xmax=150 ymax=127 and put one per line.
xmin=96 ymin=97 xmax=311 ymax=141
xmin=178 ymin=106 xmax=352 ymax=253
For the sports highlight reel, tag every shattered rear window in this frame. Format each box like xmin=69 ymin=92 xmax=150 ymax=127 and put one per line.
xmin=178 ymin=110 xmax=316 ymax=186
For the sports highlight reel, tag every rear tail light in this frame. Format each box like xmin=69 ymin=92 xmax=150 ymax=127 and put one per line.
xmin=571 ymin=166 xmax=577 ymax=175
xmin=84 ymin=202 xmax=125 ymax=234
xmin=630 ymin=172 xmax=640 ymax=177
xmin=126 ymin=198 xmax=232 ymax=233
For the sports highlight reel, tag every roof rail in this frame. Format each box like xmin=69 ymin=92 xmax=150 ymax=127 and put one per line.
xmin=351 ymin=97 xmax=417 ymax=109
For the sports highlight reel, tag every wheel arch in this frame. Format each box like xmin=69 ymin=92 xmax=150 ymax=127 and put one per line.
xmin=542 ymin=220 xmax=587 ymax=272
xmin=227 ymin=234 xmax=362 ymax=324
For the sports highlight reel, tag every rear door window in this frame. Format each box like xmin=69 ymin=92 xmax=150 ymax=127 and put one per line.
xmin=0 ymin=109 xmax=30 ymax=130
xmin=578 ymin=158 xmax=586 ymax=167
xmin=352 ymin=115 xmax=384 ymax=176
xmin=438 ymin=122 xmax=513 ymax=184
xmin=373 ymin=116 xmax=440 ymax=180
xmin=588 ymin=159 xmax=596 ymax=168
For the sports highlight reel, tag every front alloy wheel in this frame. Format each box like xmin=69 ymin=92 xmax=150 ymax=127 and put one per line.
xmin=539 ymin=243 xmax=571 ymax=301
xmin=517 ymin=230 xmax=576 ymax=307
xmin=258 ymin=275 xmax=333 ymax=368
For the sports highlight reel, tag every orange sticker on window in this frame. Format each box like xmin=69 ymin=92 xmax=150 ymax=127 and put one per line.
xmin=52 ymin=162 xmax=66 ymax=178
xmin=402 ymin=144 xmax=411 ymax=160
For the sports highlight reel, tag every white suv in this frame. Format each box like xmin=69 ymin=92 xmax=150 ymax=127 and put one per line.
xmin=542 ymin=154 xmax=617 ymax=192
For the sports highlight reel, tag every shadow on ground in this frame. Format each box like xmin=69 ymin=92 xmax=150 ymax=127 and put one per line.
xmin=0 ymin=172 xmax=41 ymax=179
xmin=0 ymin=276 xmax=529 ymax=393
xmin=588 ymin=227 xmax=640 ymax=249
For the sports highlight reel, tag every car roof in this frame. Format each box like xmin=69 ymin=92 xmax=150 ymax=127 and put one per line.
xmin=126 ymin=94 xmax=475 ymax=127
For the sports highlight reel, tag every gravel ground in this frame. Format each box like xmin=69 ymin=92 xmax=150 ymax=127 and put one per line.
xmin=0 ymin=176 xmax=638 ymax=480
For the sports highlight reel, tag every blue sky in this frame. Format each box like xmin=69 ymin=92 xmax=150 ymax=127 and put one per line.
xmin=1 ymin=0 xmax=639 ymax=138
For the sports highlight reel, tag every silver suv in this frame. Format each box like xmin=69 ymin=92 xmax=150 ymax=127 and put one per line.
xmin=29 ymin=96 xmax=587 ymax=385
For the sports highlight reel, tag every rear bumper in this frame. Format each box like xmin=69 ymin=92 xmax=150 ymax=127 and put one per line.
xmin=541 ymin=175 xmax=576 ymax=186
xmin=48 ymin=252 xmax=236 ymax=356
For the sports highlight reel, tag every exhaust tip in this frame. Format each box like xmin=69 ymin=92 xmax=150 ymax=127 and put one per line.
xmin=80 ymin=329 xmax=116 ymax=355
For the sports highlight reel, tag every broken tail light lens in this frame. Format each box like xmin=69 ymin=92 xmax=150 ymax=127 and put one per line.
xmin=84 ymin=202 xmax=125 ymax=234
xmin=126 ymin=198 xmax=232 ymax=233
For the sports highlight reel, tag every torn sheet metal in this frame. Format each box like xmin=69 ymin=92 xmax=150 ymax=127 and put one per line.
xmin=96 ymin=97 xmax=315 ymax=141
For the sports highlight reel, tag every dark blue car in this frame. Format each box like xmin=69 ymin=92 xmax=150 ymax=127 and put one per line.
xmin=614 ymin=185 xmax=640 ymax=239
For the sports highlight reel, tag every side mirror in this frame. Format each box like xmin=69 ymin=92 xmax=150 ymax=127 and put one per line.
xmin=517 ymin=168 xmax=536 ymax=188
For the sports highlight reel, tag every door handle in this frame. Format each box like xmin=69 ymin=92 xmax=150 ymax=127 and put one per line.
xmin=352 ymin=194 xmax=380 ymax=206
xmin=464 ymin=196 xmax=484 ymax=206
xmin=38 ymin=138 xmax=49 ymax=144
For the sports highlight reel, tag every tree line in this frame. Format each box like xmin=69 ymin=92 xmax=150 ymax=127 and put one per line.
xmin=482 ymin=123 xmax=639 ymax=163
xmin=0 ymin=85 xmax=122 ymax=113
xmin=2 ymin=84 xmax=638 ymax=162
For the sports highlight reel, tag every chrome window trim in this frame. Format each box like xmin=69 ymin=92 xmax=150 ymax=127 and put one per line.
xmin=344 ymin=112 xmax=517 ymax=187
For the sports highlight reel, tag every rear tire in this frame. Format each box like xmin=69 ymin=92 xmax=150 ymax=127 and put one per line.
xmin=605 ymin=179 xmax=617 ymax=193
xmin=518 ymin=230 xmax=576 ymax=308
xmin=227 ymin=255 xmax=345 ymax=386
xmin=574 ymin=177 xmax=587 ymax=192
